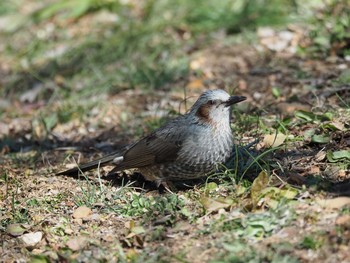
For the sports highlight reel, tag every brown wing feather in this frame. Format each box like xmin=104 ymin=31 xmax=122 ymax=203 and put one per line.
xmin=116 ymin=119 xmax=184 ymax=170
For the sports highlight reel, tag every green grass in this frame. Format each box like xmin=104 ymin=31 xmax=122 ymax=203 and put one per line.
xmin=2 ymin=0 xmax=350 ymax=262
xmin=2 ymin=0 xmax=299 ymax=94
xmin=300 ymin=0 xmax=350 ymax=58
xmin=213 ymin=240 xmax=300 ymax=263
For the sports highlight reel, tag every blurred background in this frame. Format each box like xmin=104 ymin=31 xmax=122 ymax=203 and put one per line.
xmin=0 ymin=0 xmax=349 ymax=150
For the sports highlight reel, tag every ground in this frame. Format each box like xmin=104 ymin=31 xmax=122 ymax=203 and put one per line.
xmin=1 ymin=1 xmax=350 ymax=262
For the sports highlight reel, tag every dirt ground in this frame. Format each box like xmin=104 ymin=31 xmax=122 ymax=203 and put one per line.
xmin=1 ymin=2 xmax=350 ymax=262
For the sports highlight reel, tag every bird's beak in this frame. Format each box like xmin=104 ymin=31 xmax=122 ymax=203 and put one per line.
xmin=224 ymin=95 xmax=247 ymax=107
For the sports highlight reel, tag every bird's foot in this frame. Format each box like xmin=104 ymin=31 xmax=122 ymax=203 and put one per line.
xmin=156 ymin=180 xmax=177 ymax=194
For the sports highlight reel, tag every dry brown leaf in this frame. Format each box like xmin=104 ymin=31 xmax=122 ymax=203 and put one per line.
xmin=315 ymin=150 xmax=326 ymax=161
xmin=330 ymin=121 xmax=345 ymax=131
xmin=73 ymin=206 xmax=92 ymax=219
xmin=190 ymin=57 xmax=205 ymax=70
xmin=338 ymin=169 xmax=347 ymax=179
xmin=251 ymin=170 xmax=269 ymax=205
xmin=263 ymin=133 xmax=286 ymax=147
xmin=309 ymin=166 xmax=320 ymax=175
xmin=276 ymin=102 xmax=311 ymax=114
xmin=200 ymin=195 xmax=231 ymax=213
xmin=20 ymin=232 xmax=43 ymax=247
xmin=316 ymin=197 xmax=350 ymax=209
xmin=187 ymin=79 xmax=204 ymax=90
xmin=66 ymin=237 xmax=87 ymax=251
xmin=335 ymin=215 xmax=350 ymax=226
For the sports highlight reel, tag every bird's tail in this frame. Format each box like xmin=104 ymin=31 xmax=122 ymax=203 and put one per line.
xmin=56 ymin=152 xmax=121 ymax=176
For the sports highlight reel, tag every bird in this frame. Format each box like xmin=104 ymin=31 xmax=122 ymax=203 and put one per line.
xmin=57 ymin=89 xmax=246 ymax=186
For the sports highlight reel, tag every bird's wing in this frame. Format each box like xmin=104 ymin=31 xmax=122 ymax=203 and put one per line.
xmin=116 ymin=120 xmax=185 ymax=170
xmin=57 ymin=117 xmax=188 ymax=175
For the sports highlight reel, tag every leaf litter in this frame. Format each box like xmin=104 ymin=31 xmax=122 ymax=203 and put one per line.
xmin=1 ymin=1 xmax=350 ymax=262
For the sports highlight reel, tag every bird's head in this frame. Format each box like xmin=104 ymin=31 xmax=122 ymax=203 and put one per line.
xmin=189 ymin=89 xmax=246 ymax=126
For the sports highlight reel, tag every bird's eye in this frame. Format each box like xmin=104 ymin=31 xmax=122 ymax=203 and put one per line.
xmin=208 ymin=100 xmax=215 ymax=105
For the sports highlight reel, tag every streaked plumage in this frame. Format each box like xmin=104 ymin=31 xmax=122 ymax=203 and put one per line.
xmin=57 ymin=89 xmax=246 ymax=184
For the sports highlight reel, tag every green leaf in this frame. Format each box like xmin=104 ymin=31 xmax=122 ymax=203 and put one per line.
xmin=222 ymin=242 xmax=246 ymax=253
xmin=321 ymin=112 xmax=333 ymax=121
xmin=272 ymin=87 xmax=281 ymax=98
xmin=68 ymin=0 xmax=92 ymax=18
xmin=321 ymin=122 xmax=342 ymax=131
xmin=265 ymin=199 xmax=279 ymax=209
xmin=205 ymin=182 xmax=218 ymax=191
xmin=131 ymin=226 xmax=145 ymax=235
xmin=314 ymin=36 xmax=330 ymax=48
xmin=280 ymin=188 xmax=299 ymax=199
xmin=333 ymin=150 xmax=350 ymax=160
xmin=311 ymin=134 xmax=330 ymax=144
xmin=36 ymin=0 xmax=72 ymax=20
xmin=35 ymin=0 xmax=93 ymax=20
xmin=30 ymin=255 xmax=50 ymax=263
xmin=304 ymin=128 xmax=316 ymax=140
xmin=6 ymin=223 xmax=27 ymax=236
xmin=248 ymin=219 xmax=274 ymax=232
xmin=180 ymin=207 xmax=191 ymax=218
xmin=0 ymin=14 xmax=28 ymax=32
xmin=327 ymin=150 xmax=350 ymax=162
xmin=260 ymin=187 xmax=280 ymax=198
xmin=295 ymin=110 xmax=316 ymax=122
xmin=259 ymin=186 xmax=298 ymax=209
xmin=42 ymin=114 xmax=58 ymax=132
xmin=236 ymin=185 xmax=247 ymax=196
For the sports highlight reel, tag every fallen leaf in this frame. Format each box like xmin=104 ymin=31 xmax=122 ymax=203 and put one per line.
xmin=338 ymin=169 xmax=347 ymax=179
xmin=295 ymin=110 xmax=315 ymax=122
xmin=6 ymin=224 xmax=28 ymax=237
xmin=189 ymin=57 xmax=205 ymax=70
xmin=28 ymin=255 xmax=50 ymax=263
xmin=187 ymin=79 xmax=204 ymax=89
xmin=251 ymin=170 xmax=269 ymax=204
xmin=131 ymin=226 xmax=145 ymax=235
xmin=277 ymin=102 xmax=311 ymax=114
xmin=303 ymin=128 xmax=316 ymax=142
xmin=335 ymin=215 xmax=350 ymax=227
xmin=126 ymin=249 xmax=139 ymax=261
xmin=0 ymin=13 xmax=28 ymax=32
xmin=66 ymin=237 xmax=87 ymax=251
xmin=73 ymin=206 xmax=92 ymax=219
xmin=263 ymin=133 xmax=286 ymax=147
xmin=21 ymin=232 xmax=43 ymax=247
xmin=205 ymin=182 xmax=218 ymax=191
xmin=64 ymin=228 xmax=74 ymax=235
xmin=125 ymin=220 xmax=135 ymax=229
xmin=280 ymin=188 xmax=299 ymax=199
xmin=315 ymin=150 xmax=326 ymax=161
xmin=20 ymin=84 xmax=45 ymax=103
xmin=309 ymin=166 xmax=320 ymax=174
xmin=327 ymin=150 xmax=350 ymax=162
xmin=54 ymin=74 xmax=65 ymax=85
xmin=316 ymin=197 xmax=350 ymax=209
xmin=200 ymin=195 xmax=232 ymax=213
xmin=311 ymin=134 xmax=330 ymax=144
xmin=271 ymin=87 xmax=282 ymax=98
xmin=321 ymin=121 xmax=344 ymax=131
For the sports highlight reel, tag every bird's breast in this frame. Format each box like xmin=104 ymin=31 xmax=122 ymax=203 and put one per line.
xmin=178 ymin=124 xmax=233 ymax=165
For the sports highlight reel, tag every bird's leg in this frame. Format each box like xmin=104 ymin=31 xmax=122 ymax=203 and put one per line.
xmin=156 ymin=180 xmax=176 ymax=193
